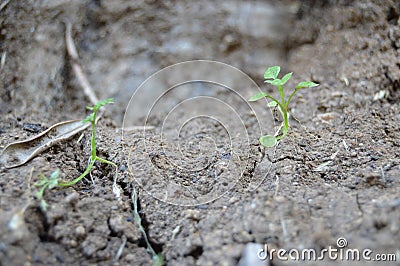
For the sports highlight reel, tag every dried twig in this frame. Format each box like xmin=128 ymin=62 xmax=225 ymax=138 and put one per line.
xmin=1 ymin=51 xmax=6 ymax=69
xmin=65 ymin=21 xmax=98 ymax=106
xmin=114 ymin=236 xmax=127 ymax=262
xmin=0 ymin=120 xmax=89 ymax=168
xmin=0 ymin=0 xmax=11 ymax=12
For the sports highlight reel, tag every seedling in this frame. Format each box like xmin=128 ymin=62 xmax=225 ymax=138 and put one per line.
xmin=249 ymin=66 xmax=318 ymax=147
xmin=35 ymin=169 xmax=59 ymax=211
xmin=58 ymin=98 xmax=116 ymax=186
xmin=34 ymin=99 xmax=116 ymax=207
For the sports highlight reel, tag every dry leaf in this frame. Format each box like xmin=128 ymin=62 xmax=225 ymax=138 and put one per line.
xmin=0 ymin=120 xmax=89 ymax=169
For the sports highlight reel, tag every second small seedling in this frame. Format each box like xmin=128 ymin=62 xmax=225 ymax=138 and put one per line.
xmin=35 ymin=169 xmax=59 ymax=211
xmin=35 ymin=99 xmax=116 ymax=208
xmin=249 ymin=66 xmax=318 ymax=147
xmin=58 ymin=98 xmax=116 ymax=187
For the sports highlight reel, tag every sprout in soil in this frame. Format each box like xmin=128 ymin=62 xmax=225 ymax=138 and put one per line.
xmin=35 ymin=99 xmax=117 ymax=208
xmin=249 ymin=66 xmax=318 ymax=147
xmin=35 ymin=169 xmax=59 ymax=211
xmin=58 ymin=98 xmax=116 ymax=187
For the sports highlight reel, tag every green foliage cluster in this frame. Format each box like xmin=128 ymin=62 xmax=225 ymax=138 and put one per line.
xmin=249 ymin=66 xmax=318 ymax=147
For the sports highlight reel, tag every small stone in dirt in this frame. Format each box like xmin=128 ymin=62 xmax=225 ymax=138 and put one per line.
xmin=55 ymin=254 xmax=64 ymax=263
xmin=81 ymin=235 xmax=107 ymax=258
xmin=274 ymin=195 xmax=286 ymax=203
xmin=75 ymin=225 xmax=86 ymax=237
xmin=221 ymin=153 xmax=231 ymax=159
xmin=119 ymin=165 xmax=127 ymax=172
xmin=69 ymin=240 xmax=78 ymax=248
xmin=238 ymin=243 xmax=269 ymax=266
xmin=109 ymin=214 xmax=124 ymax=236
xmin=185 ymin=209 xmax=201 ymax=221
xmin=125 ymin=254 xmax=135 ymax=262
xmin=64 ymin=192 xmax=80 ymax=205
xmin=22 ymin=123 xmax=43 ymax=133
xmin=109 ymin=213 xmax=141 ymax=242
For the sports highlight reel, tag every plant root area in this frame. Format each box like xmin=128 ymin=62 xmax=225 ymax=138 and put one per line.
xmin=1 ymin=1 xmax=399 ymax=265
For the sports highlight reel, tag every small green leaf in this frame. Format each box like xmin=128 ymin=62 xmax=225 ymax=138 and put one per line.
xmin=265 ymin=79 xmax=282 ymax=86
xmin=248 ymin=91 xmax=269 ymax=101
xmin=280 ymin=72 xmax=292 ymax=85
xmin=265 ymin=73 xmax=292 ymax=86
xmin=40 ymin=200 xmax=49 ymax=211
xmin=36 ymin=190 xmax=44 ymax=200
xmin=86 ymin=98 xmax=115 ymax=112
xmin=259 ymin=135 xmax=277 ymax=148
xmin=50 ymin=170 xmax=59 ymax=180
xmin=48 ymin=171 xmax=59 ymax=189
xmin=295 ymin=81 xmax=319 ymax=89
xmin=34 ymin=179 xmax=48 ymax=187
xmin=153 ymin=254 xmax=164 ymax=266
xmin=94 ymin=98 xmax=114 ymax=111
xmin=264 ymin=66 xmax=280 ymax=80
xmin=268 ymin=101 xmax=278 ymax=107
xmin=82 ymin=113 xmax=95 ymax=123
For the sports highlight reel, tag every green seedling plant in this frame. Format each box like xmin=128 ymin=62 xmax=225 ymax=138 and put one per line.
xmin=34 ymin=99 xmax=116 ymax=208
xmin=249 ymin=66 xmax=318 ymax=147
xmin=35 ymin=169 xmax=59 ymax=211
xmin=58 ymin=98 xmax=116 ymax=187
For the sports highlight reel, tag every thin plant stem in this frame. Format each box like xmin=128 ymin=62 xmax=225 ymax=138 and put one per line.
xmin=58 ymin=160 xmax=96 ymax=187
xmin=96 ymin=156 xmax=117 ymax=167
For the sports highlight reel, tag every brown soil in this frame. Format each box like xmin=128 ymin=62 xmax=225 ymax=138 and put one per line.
xmin=1 ymin=1 xmax=399 ymax=265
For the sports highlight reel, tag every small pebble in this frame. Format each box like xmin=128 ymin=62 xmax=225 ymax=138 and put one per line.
xmin=185 ymin=210 xmax=201 ymax=220
xmin=55 ymin=254 xmax=64 ymax=263
xmin=32 ymin=255 xmax=41 ymax=263
xmin=69 ymin=240 xmax=78 ymax=248
xmin=22 ymin=123 xmax=42 ymax=133
xmin=125 ymin=254 xmax=135 ymax=261
xmin=64 ymin=192 xmax=80 ymax=205
xmin=274 ymin=195 xmax=286 ymax=203
xmin=75 ymin=225 xmax=86 ymax=237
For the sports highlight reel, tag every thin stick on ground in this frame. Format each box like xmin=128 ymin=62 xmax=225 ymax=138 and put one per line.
xmin=0 ymin=0 xmax=11 ymax=12
xmin=65 ymin=21 xmax=98 ymax=106
xmin=114 ymin=236 xmax=127 ymax=262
